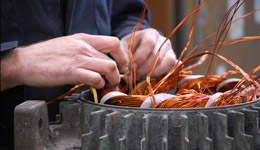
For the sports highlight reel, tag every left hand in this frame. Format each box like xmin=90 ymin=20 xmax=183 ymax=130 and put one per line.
xmin=120 ymin=28 xmax=178 ymax=80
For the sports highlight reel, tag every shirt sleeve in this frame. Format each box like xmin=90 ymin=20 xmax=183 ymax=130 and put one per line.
xmin=0 ymin=41 xmax=19 ymax=53
xmin=111 ymin=0 xmax=151 ymax=39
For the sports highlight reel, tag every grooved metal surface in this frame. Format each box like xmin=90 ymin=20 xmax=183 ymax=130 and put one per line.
xmin=14 ymin=93 xmax=260 ymax=150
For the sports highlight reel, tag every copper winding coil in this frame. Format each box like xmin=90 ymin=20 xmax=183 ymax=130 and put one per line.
xmin=103 ymin=75 xmax=259 ymax=108
xmin=50 ymin=0 xmax=260 ymax=109
xmin=104 ymin=95 xmax=147 ymax=107
xmin=133 ymin=71 xmax=191 ymax=95
xmin=216 ymin=78 xmax=240 ymax=92
xmin=176 ymin=75 xmax=226 ymax=94
xmin=99 ymin=0 xmax=260 ymax=108
xmin=212 ymin=85 xmax=257 ymax=107
xmin=155 ymin=93 xmax=209 ymax=108
xmin=175 ymin=89 xmax=199 ymax=95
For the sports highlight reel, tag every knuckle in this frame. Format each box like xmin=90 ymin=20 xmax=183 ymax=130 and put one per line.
xmin=71 ymin=40 xmax=90 ymax=53
xmin=143 ymin=36 xmax=156 ymax=46
xmin=109 ymin=75 xmax=120 ymax=87
xmin=145 ymin=28 xmax=158 ymax=34
xmin=165 ymin=39 xmax=172 ymax=47
xmin=91 ymin=75 xmax=104 ymax=88
xmin=109 ymin=37 xmax=121 ymax=49
xmin=113 ymin=76 xmax=121 ymax=87
xmin=74 ymin=42 xmax=87 ymax=52
xmin=111 ymin=36 xmax=120 ymax=43
xmin=73 ymin=33 xmax=87 ymax=38
xmin=72 ymin=33 xmax=90 ymax=42
xmin=114 ymin=76 xmax=120 ymax=86
xmin=167 ymin=58 xmax=177 ymax=67
xmin=106 ymin=60 xmax=118 ymax=72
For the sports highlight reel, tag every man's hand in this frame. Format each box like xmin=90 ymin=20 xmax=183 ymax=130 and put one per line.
xmin=120 ymin=28 xmax=177 ymax=80
xmin=1 ymin=33 xmax=128 ymax=91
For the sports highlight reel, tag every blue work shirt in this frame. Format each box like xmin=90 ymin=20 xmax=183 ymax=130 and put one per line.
xmin=0 ymin=0 xmax=151 ymax=149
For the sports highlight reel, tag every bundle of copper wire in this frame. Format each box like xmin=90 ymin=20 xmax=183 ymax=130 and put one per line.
xmin=104 ymin=95 xmax=147 ymax=107
xmin=176 ymin=75 xmax=226 ymax=95
xmin=155 ymin=93 xmax=209 ymax=108
xmin=49 ymin=0 xmax=260 ymax=109
xmin=132 ymin=71 xmax=191 ymax=95
xmin=101 ymin=0 xmax=260 ymax=109
xmin=103 ymin=75 xmax=259 ymax=108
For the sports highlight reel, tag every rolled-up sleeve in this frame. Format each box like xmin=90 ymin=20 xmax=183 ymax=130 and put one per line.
xmin=111 ymin=0 xmax=151 ymax=39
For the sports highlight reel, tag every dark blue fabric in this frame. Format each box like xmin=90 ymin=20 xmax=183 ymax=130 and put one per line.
xmin=0 ymin=41 xmax=18 ymax=52
xmin=1 ymin=0 xmax=151 ymax=45
xmin=0 ymin=0 xmax=151 ymax=149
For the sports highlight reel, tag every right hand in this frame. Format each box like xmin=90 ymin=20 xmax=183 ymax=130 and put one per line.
xmin=0 ymin=33 xmax=128 ymax=91
xmin=120 ymin=28 xmax=177 ymax=80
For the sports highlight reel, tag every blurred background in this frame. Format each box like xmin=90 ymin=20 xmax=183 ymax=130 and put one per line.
xmin=148 ymin=0 xmax=260 ymax=77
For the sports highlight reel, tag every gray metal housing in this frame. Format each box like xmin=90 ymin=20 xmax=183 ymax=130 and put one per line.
xmin=14 ymin=92 xmax=260 ymax=150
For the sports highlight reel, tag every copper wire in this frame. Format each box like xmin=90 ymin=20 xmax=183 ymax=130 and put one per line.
xmin=176 ymin=75 xmax=226 ymax=94
xmin=104 ymin=95 xmax=147 ymax=107
xmin=51 ymin=0 xmax=260 ymax=109
xmin=156 ymin=94 xmax=209 ymax=108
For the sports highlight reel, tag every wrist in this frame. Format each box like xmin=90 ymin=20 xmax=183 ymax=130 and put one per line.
xmin=1 ymin=47 xmax=24 ymax=91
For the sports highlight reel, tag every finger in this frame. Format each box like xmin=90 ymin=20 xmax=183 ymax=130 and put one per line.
xmin=120 ymin=32 xmax=143 ymax=54
xmin=135 ymin=48 xmax=156 ymax=80
xmin=151 ymin=50 xmax=178 ymax=77
xmin=102 ymin=43 xmax=128 ymax=74
xmin=79 ymin=57 xmax=120 ymax=90
xmin=75 ymin=39 xmax=112 ymax=60
xmin=74 ymin=68 xmax=106 ymax=89
xmin=135 ymin=37 xmax=171 ymax=80
xmin=74 ymin=33 xmax=128 ymax=73
xmin=155 ymin=38 xmax=173 ymax=61
xmin=133 ymin=33 xmax=158 ymax=67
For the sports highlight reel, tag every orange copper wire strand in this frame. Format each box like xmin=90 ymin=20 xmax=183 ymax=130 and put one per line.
xmin=184 ymin=8 xmax=260 ymax=61
xmin=176 ymin=75 xmax=226 ymax=94
xmin=104 ymin=95 xmax=147 ymax=107
xmin=51 ymin=0 xmax=259 ymax=109
xmin=156 ymin=94 xmax=209 ymax=108
xmin=47 ymin=83 xmax=86 ymax=104
xmin=206 ymin=0 xmax=246 ymax=76
xmin=104 ymin=0 xmax=259 ymax=109
xmin=144 ymin=0 xmax=208 ymax=107
xmin=126 ymin=0 xmax=149 ymax=94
